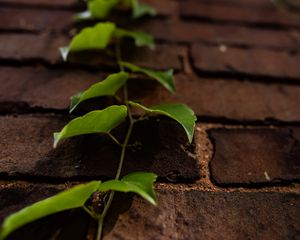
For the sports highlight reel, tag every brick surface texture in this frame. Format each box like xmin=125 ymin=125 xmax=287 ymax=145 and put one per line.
xmin=0 ymin=0 xmax=299 ymax=239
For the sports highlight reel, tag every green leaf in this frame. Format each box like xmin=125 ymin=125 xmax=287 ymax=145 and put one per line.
xmin=114 ymin=28 xmax=155 ymax=49
xmin=98 ymin=172 xmax=157 ymax=205
xmin=132 ymin=0 xmax=157 ymax=18
xmin=0 ymin=181 xmax=100 ymax=240
xmin=54 ymin=105 xmax=127 ymax=147
xmin=60 ymin=22 xmax=116 ymax=61
xmin=89 ymin=0 xmax=119 ymax=18
xmin=75 ymin=0 xmax=119 ymax=21
xmin=60 ymin=22 xmax=154 ymax=61
xmin=129 ymin=102 xmax=196 ymax=143
xmin=70 ymin=72 xmax=128 ymax=113
xmin=120 ymin=61 xmax=175 ymax=93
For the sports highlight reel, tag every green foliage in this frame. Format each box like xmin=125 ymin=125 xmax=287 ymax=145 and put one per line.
xmin=129 ymin=101 xmax=196 ymax=143
xmin=114 ymin=29 xmax=155 ymax=49
xmin=0 ymin=181 xmax=101 ymax=240
xmin=89 ymin=0 xmax=119 ymax=18
xmin=54 ymin=105 xmax=127 ymax=147
xmin=98 ymin=172 xmax=157 ymax=205
xmin=61 ymin=22 xmax=154 ymax=61
xmin=76 ymin=0 xmax=156 ymax=21
xmin=60 ymin=22 xmax=116 ymax=61
xmin=0 ymin=0 xmax=197 ymax=238
xmin=70 ymin=72 xmax=128 ymax=113
xmin=120 ymin=61 xmax=175 ymax=93
xmin=131 ymin=0 xmax=157 ymax=18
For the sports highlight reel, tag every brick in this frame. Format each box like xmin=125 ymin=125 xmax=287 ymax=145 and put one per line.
xmin=69 ymin=42 xmax=183 ymax=70
xmin=140 ymin=19 xmax=300 ymax=49
xmin=0 ymin=2 xmax=175 ymax=33
xmin=131 ymin=74 xmax=300 ymax=122
xmin=191 ymin=44 xmax=300 ymax=79
xmin=209 ymin=127 xmax=300 ymax=185
xmin=1 ymin=69 xmax=300 ymax=122
xmin=0 ymin=8 xmax=73 ymax=32
xmin=0 ymin=0 xmax=176 ymax=16
xmin=181 ymin=0 xmax=300 ymax=27
xmin=0 ymin=34 xmax=66 ymax=64
xmin=104 ymin=188 xmax=300 ymax=239
xmin=1 ymin=184 xmax=299 ymax=239
xmin=0 ymin=0 xmax=76 ymax=7
xmin=0 ymin=184 xmax=90 ymax=240
xmin=140 ymin=0 xmax=178 ymax=17
xmin=0 ymin=34 xmax=182 ymax=69
xmin=0 ymin=115 xmax=200 ymax=181
xmin=183 ymin=0 xmax=283 ymax=9
xmin=0 ymin=67 xmax=101 ymax=112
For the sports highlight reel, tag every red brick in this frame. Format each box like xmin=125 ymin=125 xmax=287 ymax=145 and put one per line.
xmin=0 ymin=115 xmax=200 ymax=181
xmin=191 ymin=44 xmax=300 ymax=79
xmin=140 ymin=19 xmax=300 ymax=49
xmin=0 ymin=184 xmax=90 ymax=240
xmin=132 ymin=74 xmax=300 ymax=122
xmin=209 ymin=127 xmax=300 ymax=185
xmin=1 ymin=69 xmax=300 ymax=122
xmin=104 ymin=188 xmax=300 ymax=239
xmin=0 ymin=34 xmax=182 ymax=69
xmin=0 ymin=0 xmax=176 ymax=16
xmin=181 ymin=0 xmax=300 ymax=27
xmin=0 ymin=8 xmax=73 ymax=32
xmin=1 ymin=184 xmax=299 ymax=239
xmin=0 ymin=0 xmax=76 ymax=7
xmin=141 ymin=0 xmax=178 ymax=17
xmin=0 ymin=67 xmax=101 ymax=111
xmin=69 ymin=43 xmax=183 ymax=70
xmin=0 ymin=34 xmax=66 ymax=64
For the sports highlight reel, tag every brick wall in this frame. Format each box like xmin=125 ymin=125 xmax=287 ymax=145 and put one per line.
xmin=0 ymin=0 xmax=299 ymax=239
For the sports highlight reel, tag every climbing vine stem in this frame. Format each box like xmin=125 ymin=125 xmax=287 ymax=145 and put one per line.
xmin=96 ymin=40 xmax=134 ymax=240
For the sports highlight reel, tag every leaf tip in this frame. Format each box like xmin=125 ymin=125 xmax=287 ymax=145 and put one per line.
xmin=59 ymin=47 xmax=70 ymax=61
xmin=53 ymin=132 xmax=60 ymax=148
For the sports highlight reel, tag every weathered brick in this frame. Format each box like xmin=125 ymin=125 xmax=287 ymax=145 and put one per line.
xmin=1 ymin=184 xmax=299 ymax=240
xmin=0 ymin=34 xmax=182 ymax=69
xmin=191 ymin=44 xmax=300 ymax=79
xmin=105 ymin=188 xmax=300 ymax=239
xmin=0 ymin=67 xmax=101 ymax=112
xmin=133 ymin=74 xmax=300 ymax=122
xmin=0 ymin=115 xmax=200 ymax=181
xmin=0 ymin=34 xmax=66 ymax=64
xmin=0 ymin=8 xmax=73 ymax=32
xmin=1 ymin=69 xmax=300 ymax=122
xmin=209 ymin=127 xmax=300 ymax=185
xmin=0 ymin=0 xmax=76 ymax=7
xmin=69 ymin=42 xmax=183 ymax=70
xmin=0 ymin=0 xmax=176 ymax=16
xmin=0 ymin=184 xmax=90 ymax=240
xmin=140 ymin=0 xmax=178 ymax=17
xmin=181 ymin=0 xmax=300 ymax=27
xmin=140 ymin=19 xmax=300 ymax=49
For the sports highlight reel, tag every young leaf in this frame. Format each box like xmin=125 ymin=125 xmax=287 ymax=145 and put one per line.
xmin=54 ymin=105 xmax=127 ymax=147
xmin=60 ymin=22 xmax=154 ymax=61
xmin=132 ymin=0 xmax=157 ymax=18
xmin=129 ymin=102 xmax=196 ymax=143
xmin=60 ymin=22 xmax=116 ymax=61
xmin=75 ymin=0 xmax=119 ymax=21
xmin=98 ymin=172 xmax=157 ymax=205
xmin=0 ymin=181 xmax=101 ymax=240
xmin=114 ymin=28 xmax=155 ymax=49
xmin=89 ymin=0 xmax=119 ymax=18
xmin=70 ymin=72 xmax=128 ymax=113
xmin=120 ymin=61 xmax=175 ymax=93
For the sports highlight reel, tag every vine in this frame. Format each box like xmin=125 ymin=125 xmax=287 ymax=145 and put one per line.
xmin=0 ymin=1 xmax=196 ymax=240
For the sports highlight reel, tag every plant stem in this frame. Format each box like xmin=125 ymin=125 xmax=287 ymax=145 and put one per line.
xmin=96 ymin=40 xmax=134 ymax=240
